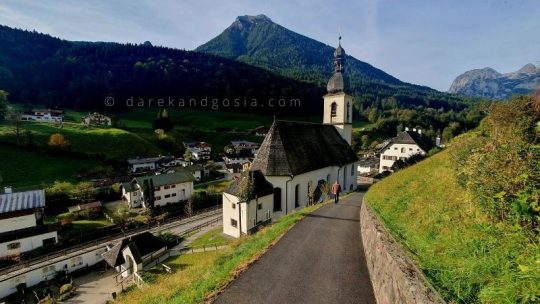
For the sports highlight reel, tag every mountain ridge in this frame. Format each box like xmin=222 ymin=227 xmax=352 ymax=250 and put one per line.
xmin=449 ymin=63 xmax=540 ymax=99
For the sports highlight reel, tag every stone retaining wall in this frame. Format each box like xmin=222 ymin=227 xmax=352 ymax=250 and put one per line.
xmin=360 ymin=200 xmax=445 ymax=304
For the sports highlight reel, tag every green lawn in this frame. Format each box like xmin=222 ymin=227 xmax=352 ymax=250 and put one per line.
xmin=189 ymin=227 xmax=229 ymax=248
xmin=365 ymin=136 xmax=540 ymax=304
xmin=194 ymin=179 xmax=232 ymax=193
xmin=61 ymin=215 xmax=114 ymax=239
xmin=0 ymin=121 xmax=161 ymax=159
xmin=0 ymin=145 xmax=100 ymax=188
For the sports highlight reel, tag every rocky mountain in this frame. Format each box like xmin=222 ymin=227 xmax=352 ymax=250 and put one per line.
xmin=449 ymin=64 xmax=540 ymax=99
xmin=196 ymin=15 xmax=466 ymax=108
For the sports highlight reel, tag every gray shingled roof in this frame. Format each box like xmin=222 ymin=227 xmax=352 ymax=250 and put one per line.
xmin=250 ymin=120 xmax=358 ymax=176
xmin=224 ymin=170 xmax=274 ymax=199
xmin=0 ymin=189 xmax=45 ymax=214
xmin=134 ymin=171 xmax=194 ymax=188
xmin=102 ymin=232 xmax=165 ymax=267
xmin=381 ymin=131 xmax=434 ymax=153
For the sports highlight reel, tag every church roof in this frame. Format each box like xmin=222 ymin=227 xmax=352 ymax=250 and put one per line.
xmin=224 ymin=170 xmax=274 ymax=199
xmin=250 ymin=120 xmax=358 ymax=176
xmin=327 ymin=72 xmax=345 ymax=94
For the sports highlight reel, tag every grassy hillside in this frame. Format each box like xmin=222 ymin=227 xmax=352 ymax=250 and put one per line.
xmin=0 ymin=122 xmax=160 ymax=159
xmin=365 ymin=134 xmax=540 ymax=303
xmin=0 ymin=145 xmax=99 ymax=188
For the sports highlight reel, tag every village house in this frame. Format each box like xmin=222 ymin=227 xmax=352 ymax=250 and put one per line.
xmin=67 ymin=201 xmax=102 ymax=218
xmin=250 ymin=126 xmax=269 ymax=137
xmin=357 ymin=157 xmax=380 ymax=176
xmin=126 ymin=156 xmax=163 ymax=173
xmin=82 ymin=112 xmax=112 ymax=126
xmin=121 ymin=171 xmax=194 ymax=209
xmin=0 ymin=187 xmax=58 ymax=258
xmin=222 ymin=40 xmax=359 ymax=238
xmin=102 ymin=232 xmax=166 ymax=278
xmin=20 ymin=109 xmax=64 ymax=123
xmin=378 ymin=128 xmax=434 ymax=173
xmin=184 ymin=142 xmax=212 ymax=161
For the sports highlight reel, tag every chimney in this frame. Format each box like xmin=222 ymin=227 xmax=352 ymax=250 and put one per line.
xmin=4 ymin=186 xmax=12 ymax=194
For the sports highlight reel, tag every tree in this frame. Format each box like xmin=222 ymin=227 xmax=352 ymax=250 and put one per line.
xmin=0 ymin=90 xmax=8 ymax=120
xmin=152 ymin=109 xmax=174 ymax=131
xmin=183 ymin=149 xmax=191 ymax=162
xmin=71 ymin=182 xmax=96 ymax=201
xmin=48 ymin=133 xmax=70 ymax=150
xmin=367 ymin=107 xmax=378 ymax=123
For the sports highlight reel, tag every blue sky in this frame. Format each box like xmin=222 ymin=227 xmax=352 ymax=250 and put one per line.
xmin=0 ymin=0 xmax=538 ymax=91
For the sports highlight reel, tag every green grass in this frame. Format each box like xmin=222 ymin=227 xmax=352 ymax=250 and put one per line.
xmin=189 ymin=227 xmax=230 ymax=248
xmin=365 ymin=135 xmax=540 ymax=304
xmin=0 ymin=144 xmax=100 ymax=188
xmin=194 ymin=179 xmax=232 ymax=193
xmin=0 ymin=121 xmax=161 ymax=159
xmin=116 ymin=202 xmax=328 ymax=304
xmin=61 ymin=215 xmax=114 ymax=239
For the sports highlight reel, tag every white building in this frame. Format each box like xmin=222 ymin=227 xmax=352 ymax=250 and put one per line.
xmin=102 ymin=232 xmax=166 ymax=278
xmin=82 ymin=112 xmax=112 ymax=126
xmin=121 ymin=171 xmax=194 ymax=208
xmin=222 ymin=171 xmax=274 ymax=238
xmin=0 ymin=188 xmax=57 ymax=258
xmin=357 ymin=157 xmax=380 ymax=176
xmin=20 ymin=109 xmax=63 ymax=123
xmin=222 ymin=40 xmax=359 ymax=238
xmin=126 ymin=157 xmax=162 ymax=173
xmin=378 ymin=129 xmax=434 ymax=173
xmin=184 ymin=142 xmax=212 ymax=161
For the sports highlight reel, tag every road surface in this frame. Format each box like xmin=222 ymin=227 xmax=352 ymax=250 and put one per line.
xmin=214 ymin=192 xmax=376 ymax=304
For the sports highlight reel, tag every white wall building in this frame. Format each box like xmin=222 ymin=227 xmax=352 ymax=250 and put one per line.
xmin=102 ymin=232 xmax=166 ymax=278
xmin=82 ymin=112 xmax=112 ymax=126
xmin=126 ymin=157 xmax=162 ymax=173
xmin=378 ymin=129 xmax=434 ymax=173
xmin=184 ymin=142 xmax=212 ymax=161
xmin=20 ymin=109 xmax=63 ymax=123
xmin=0 ymin=188 xmax=58 ymax=258
xmin=121 ymin=171 xmax=194 ymax=208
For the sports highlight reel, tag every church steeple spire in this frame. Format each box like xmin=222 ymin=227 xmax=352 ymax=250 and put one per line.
xmin=323 ymin=36 xmax=352 ymax=145
xmin=327 ymin=35 xmax=346 ymax=94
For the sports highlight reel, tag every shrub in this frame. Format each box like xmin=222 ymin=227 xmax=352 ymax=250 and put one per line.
xmin=59 ymin=283 xmax=73 ymax=295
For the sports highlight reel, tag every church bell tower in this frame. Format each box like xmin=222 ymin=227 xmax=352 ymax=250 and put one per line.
xmin=323 ymin=36 xmax=353 ymax=145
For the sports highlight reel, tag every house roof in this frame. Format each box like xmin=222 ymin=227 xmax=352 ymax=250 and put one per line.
xmin=224 ymin=170 xmax=274 ymax=199
xmin=381 ymin=131 xmax=434 ymax=153
xmin=250 ymin=120 xmax=358 ymax=176
xmin=0 ymin=189 xmax=45 ymax=214
xmin=230 ymin=140 xmax=258 ymax=147
xmin=121 ymin=182 xmax=136 ymax=193
xmin=127 ymin=157 xmax=163 ymax=165
xmin=134 ymin=171 xmax=194 ymax=188
xmin=358 ymin=157 xmax=380 ymax=168
xmin=67 ymin=201 xmax=102 ymax=213
xmin=102 ymin=232 xmax=165 ymax=267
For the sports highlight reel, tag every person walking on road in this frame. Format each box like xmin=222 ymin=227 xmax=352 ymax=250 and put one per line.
xmin=332 ymin=180 xmax=342 ymax=204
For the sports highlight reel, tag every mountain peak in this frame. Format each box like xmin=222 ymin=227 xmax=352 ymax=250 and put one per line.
xmin=235 ymin=14 xmax=272 ymax=23
xmin=517 ymin=63 xmax=538 ymax=74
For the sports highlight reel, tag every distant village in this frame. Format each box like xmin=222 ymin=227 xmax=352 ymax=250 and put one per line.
xmin=0 ymin=42 xmax=442 ymax=302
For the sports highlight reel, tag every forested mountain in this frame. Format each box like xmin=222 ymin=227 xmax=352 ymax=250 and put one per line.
xmin=0 ymin=25 xmax=323 ymax=115
xmin=196 ymin=15 xmax=471 ymax=110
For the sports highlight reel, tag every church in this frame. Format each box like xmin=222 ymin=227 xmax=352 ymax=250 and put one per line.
xmin=222 ymin=40 xmax=359 ymax=238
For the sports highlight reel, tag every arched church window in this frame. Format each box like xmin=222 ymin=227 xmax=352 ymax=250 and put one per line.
xmin=331 ymin=102 xmax=337 ymax=118
xmin=347 ymin=102 xmax=350 ymax=122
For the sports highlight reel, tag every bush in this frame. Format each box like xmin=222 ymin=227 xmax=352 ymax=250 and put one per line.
xmin=59 ymin=283 xmax=73 ymax=295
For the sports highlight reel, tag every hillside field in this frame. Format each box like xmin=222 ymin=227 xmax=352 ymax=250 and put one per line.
xmin=365 ymin=134 xmax=540 ymax=304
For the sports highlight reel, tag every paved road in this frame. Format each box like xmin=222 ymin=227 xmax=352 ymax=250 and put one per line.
xmin=214 ymin=192 xmax=376 ymax=304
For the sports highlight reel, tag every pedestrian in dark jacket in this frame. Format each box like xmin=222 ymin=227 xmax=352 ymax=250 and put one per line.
xmin=332 ymin=181 xmax=342 ymax=204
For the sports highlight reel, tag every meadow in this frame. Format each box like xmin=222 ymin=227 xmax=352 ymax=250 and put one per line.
xmin=365 ymin=135 xmax=540 ymax=304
